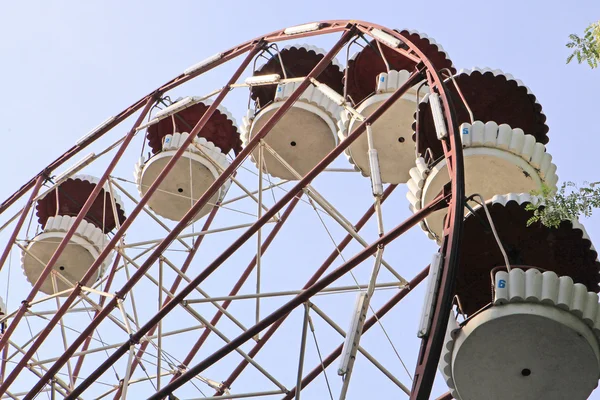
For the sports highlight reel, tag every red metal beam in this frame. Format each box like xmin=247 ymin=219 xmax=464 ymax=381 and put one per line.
xmin=5 ymin=42 xmax=262 ymax=397
xmin=0 ymin=178 xmax=47 ymax=381
xmin=0 ymin=95 xmax=157 ymax=373
xmin=111 ymin=204 xmax=220 ymax=399
xmin=0 ymin=21 xmax=353 ymax=218
xmin=147 ymin=193 xmax=448 ymax=399
xmin=0 ymin=175 xmax=44 ymax=274
xmin=0 ymin=20 xmax=466 ymax=398
xmin=0 ymin=20 xmax=425 ymax=220
xmin=0 ymin=42 xmax=255 ymax=217
xmin=408 ymin=69 xmax=464 ymax=400
xmin=70 ymin=252 xmax=122 ymax=383
xmin=173 ymin=185 xmax=397 ymax=389
xmin=26 ymin=29 xmax=355 ymax=399
xmin=283 ymin=266 xmax=430 ymax=399
xmin=214 ymin=184 xmax=399 ymax=395
xmin=63 ymin=38 xmax=427 ymax=400
xmin=351 ymin=27 xmax=465 ymax=400
xmin=354 ymin=25 xmax=466 ymax=399
xmin=15 ymin=44 xmax=262 ymax=399
xmin=213 ymin=27 xmax=445 ymax=397
xmin=212 ymin=25 xmax=461 ymax=400
xmin=168 ymin=194 xmax=302 ymax=384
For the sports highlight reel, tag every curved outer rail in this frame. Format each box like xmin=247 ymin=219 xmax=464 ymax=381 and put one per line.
xmin=410 ymin=69 xmax=463 ymax=400
xmin=0 ymin=20 xmax=465 ymax=400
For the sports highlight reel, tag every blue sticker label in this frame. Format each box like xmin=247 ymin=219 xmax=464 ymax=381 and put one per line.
xmin=462 ymin=128 xmax=469 ymax=135
xmin=498 ymin=279 xmax=506 ymax=289
xmin=380 ymin=76 xmax=385 ymax=82
xmin=277 ymin=86 xmax=282 ymax=92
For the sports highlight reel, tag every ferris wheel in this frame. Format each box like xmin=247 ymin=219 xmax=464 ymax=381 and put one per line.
xmin=0 ymin=20 xmax=597 ymax=400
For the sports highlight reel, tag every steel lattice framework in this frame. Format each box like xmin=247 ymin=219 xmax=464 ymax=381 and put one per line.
xmin=0 ymin=21 xmax=464 ymax=400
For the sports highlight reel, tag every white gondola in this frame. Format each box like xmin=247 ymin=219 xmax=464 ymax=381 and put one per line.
xmin=339 ymin=30 xmax=453 ymax=184
xmin=135 ymin=132 xmax=231 ymax=222
xmin=339 ymin=70 xmax=419 ymax=184
xmin=243 ymin=81 xmax=341 ymax=180
xmin=438 ymin=193 xmax=600 ymax=400
xmin=442 ymin=267 xmax=600 ymax=400
xmin=21 ymin=215 xmax=113 ymax=295
xmin=407 ymin=121 xmax=558 ymax=242
xmin=135 ymin=98 xmax=238 ymax=222
xmin=21 ymin=174 xmax=123 ymax=296
xmin=242 ymin=44 xmax=343 ymax=180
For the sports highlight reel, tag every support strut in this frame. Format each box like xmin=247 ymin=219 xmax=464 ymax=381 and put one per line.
xmin=0 ymin=22 xmax=465 ymax=399
xmin=283 ymin=266 xmax=429 ymax=399
xmin=31 ymin=28 xmax=357 ymax=400
xmin=215 ymin=185 xmax=398 ymax=396
xmin=11 ymin=42 xmax=264 ymax=400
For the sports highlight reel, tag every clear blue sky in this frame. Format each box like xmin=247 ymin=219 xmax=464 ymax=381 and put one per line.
xmin=1 ymin=1 xmax=599 ymax=399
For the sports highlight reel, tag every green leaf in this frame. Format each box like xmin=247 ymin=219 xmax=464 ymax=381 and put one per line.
xmin=527 ymin=180 xmax=599 ymax=228
xmin=566 ymin=54 xmax=575 ymax=64
xmin=567 ymin=21 xmax=600 ymax=68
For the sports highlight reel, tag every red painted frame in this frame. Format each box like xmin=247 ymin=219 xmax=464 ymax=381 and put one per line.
xmin=0 ymin=20 xmax=465 ymax=400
